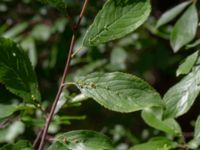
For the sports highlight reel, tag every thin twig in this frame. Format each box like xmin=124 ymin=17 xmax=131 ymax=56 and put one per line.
xmin=36 ymin=0 xmax=89 ymax=150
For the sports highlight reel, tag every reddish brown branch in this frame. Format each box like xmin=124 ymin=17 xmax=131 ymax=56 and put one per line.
xmin=36 ymin=0 xmax=89 ymax=149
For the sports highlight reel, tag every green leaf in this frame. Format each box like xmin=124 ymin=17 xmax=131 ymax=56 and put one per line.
xmin=129 ymin=137 xmax=175 ymax=150
xmin=38 ymin=0 xmax=67 ymax=14
xmin=142 ymin=108 xmax=181 ymax=136
xmin=176 ymin=51 xmax=199 ymax=76
xmin=194 ymin=115 xmax=200 ymax=140
xmin=186 ymin=39 xmax=200 ymax=49
xmin=0 ymin=104 xmax=17 ymax=119
xmin=156 ymin=1 xmax=191 ymax=28
xmin=170 ymin=4 xmax=198 ymax=52
xmin=2 ymin=22 xmax=28 ymax=39
xmin=48 ymin=130 xmax=114 ymax=150
xmin=83 ymin=0 xmax=151 ymax=46
xmin=75 ymin=72 xmax=163 ymax=113
xmin=0 ymin=37 xmax=40 ymax=103
xmin=163 ymin=68 xmax=200 ymax=118
xmin=0 ymin=140 xmax=33 ymax=150
xmin=188 ymin=115 xmax=200 ymax=149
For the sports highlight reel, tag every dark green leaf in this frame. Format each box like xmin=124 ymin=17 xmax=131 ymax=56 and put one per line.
xmin=48 ymin=130 xmax=114 ymax=150
xmin=0 ymin=140 xmax=33 ymax=150
xmin=75 ymin=72 xmax=163 ymax=113
xmin=83 ymin=0 xmax=151 ymax=46
xmin=176 ymin=51 xmax=199 ymax=76
xmin=156 ymin=1 xmax=191 ymax=28
xmin=163 ymin=68 xmax=200 ymax=118
xmin=170 ymin=4 xmax=198 ymax=52
xmin=0 ymin=104 xmax=17 ymax=119
xmin=142 ymin=108 xmax=181 ymax=136
xmin=129 ymin=137 xmax=175 ymax=150
xmin=0 ymin=37 xmax=40 ymax=103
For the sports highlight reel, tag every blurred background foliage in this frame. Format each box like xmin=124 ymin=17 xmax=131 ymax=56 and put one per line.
xmin=0 ymin=0 xmax=200 ymax=149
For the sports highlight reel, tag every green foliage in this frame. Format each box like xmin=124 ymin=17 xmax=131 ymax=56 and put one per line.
xmin=0 ymin=37 xmax=40 ymax=103
xmin=170 ymin=4 xmax=198 ymax=52
xmin=75 ymin=72 xmax=162 ymax=113
xmin=0 ymin=104 xmax=17 ymax=119
xmin=176 ymin=51 xmax=199 ymax=76
xmin=38 ymin=0 xmax=67 ymax=14
xmin=48 ymin=130 xmax=114 ymax=150
xmin=83 ymin=0 xmax=151 ymax=46
xmin=188 ymin=115 xmax=200 ymax=149
xmin=0 ymin=140 xmax=33 ymax=150
xmin=0 ymin=0 xmax=200 ymax=149
xmin=163 ymin=68 xmax=200 ymax=118
xmin=156 ymin=1 xmax=191 ymax=28
xmin=129 ymin=137 xmax=176 ymax=150
xmin=142 ymin=108 xmax=181 ymax=136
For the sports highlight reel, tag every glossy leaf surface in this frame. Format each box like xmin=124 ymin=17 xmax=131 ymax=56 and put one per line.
xmin=75 ymin=72 xmax=162 ymax=113
xmin=83 ymin=0 xmax=151 ymax=46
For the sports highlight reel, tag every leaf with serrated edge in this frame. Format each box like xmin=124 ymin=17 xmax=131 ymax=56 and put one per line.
xmin=75 ymin=72 xmax=163 ymax=113
xmin=48 ymin=130 xmax=114 ymax=150
xmin=83 ymin=0 xmax=151 ymax=46
xmin=156 ymin=1 xmax=191 ymax=28
xmin=163 ymin=68 xmax=200 ymax=119
xmin=170 ymin=4 xmax=198 ymax=52
xmin=0 ymin=37 xmax=40 ymax=103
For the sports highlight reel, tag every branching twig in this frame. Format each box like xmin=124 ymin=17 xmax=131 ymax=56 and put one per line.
xmin=35 ymin=1 xmax=89 ymax=149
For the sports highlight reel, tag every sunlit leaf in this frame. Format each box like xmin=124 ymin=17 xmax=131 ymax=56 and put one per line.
xmin=83 ymin=0 xmax=151 ymax=46
xmin=163 ymin=68 xmax=200 ymax=118
xmin=75 ymin=72 xmax=163 ymax=113
xmin=176 ymin=51 xmax=199 ymax=76
xmin=170 ymin=4 xmax=198 ymax=52
xmin=156 ymin=1 xmax=191 ymax=28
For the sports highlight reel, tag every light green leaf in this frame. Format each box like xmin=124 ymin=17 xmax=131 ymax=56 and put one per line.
xmin=176 ymin=51 xmax=199 ymax=76
xmin=156 ymin=1 xmax=191 ymax=28
xmin=2 ymin=22 xmax=28 ymax=39
xmin=83 ymin=0 xmax=151 ymax=46
xmin=0 ymin=104 xmax=17 ymax=119
xmin=0 ymin=37 xmax=40 ymax=103
xmin=163 ymin=68 xmax=200 ymax=118
xmin=0 ymin=121 xmax=25 ymax=143
xmin=31 ymin=24 xmax=51 ymax=41
xmin=38 ymin=0 xmax=67 ymax=14
xmin=75 ymin=72 xmax=163 ymax=113
xmin=48 ymin=130 xmax=114 ymax=150
xmin=170 ymin=4 xmax=198 ymax=52
xmin=142 ymin=108 xmax=181 ymax=136
xmin=129 ymin=137 xmax=175 ymax=150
